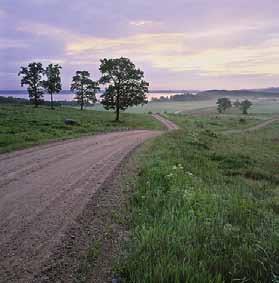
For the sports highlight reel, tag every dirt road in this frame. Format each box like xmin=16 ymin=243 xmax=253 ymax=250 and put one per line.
xmin=0 ymin=115 xmax=177 ymax=283
xmin=152 ymin=114 xmax=179 ymax=130
xmin=223 ymin=117 xmax=279 ymax=134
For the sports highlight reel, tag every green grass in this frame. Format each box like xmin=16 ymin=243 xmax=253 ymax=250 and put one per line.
xmin=119 ymin=115 xmax=279 ymax=282
xmin=84 ymin=100 xmax=218 ymax=114
xmin=250 ymin=101 xmax=279 ymax=114
xmin=167 ymin=113 xmax=264 ymax=132
xmin=69 ymin=98 xmax=279 ymax=115
xmin=0 ymin=104 xmax=163 ymax=153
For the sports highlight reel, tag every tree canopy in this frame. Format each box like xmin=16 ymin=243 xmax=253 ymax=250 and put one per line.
xmin=43 ymin=64 xmax=62 ymax=109
xmin=70 ymin=71 xmax=99 ymax=110
xmin=18 ymin=62 xmax=45 ymax=107
xmin=240 ymin=100 xmax=252 ymax=114
xmin=216 ymin=97 xmax=232 ymax=113
xmin=99 ymin=57 xmax=149 ymax=121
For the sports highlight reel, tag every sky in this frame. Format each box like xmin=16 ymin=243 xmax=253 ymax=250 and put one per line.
xmin=0 ymin=0 xmax=279 ymax=90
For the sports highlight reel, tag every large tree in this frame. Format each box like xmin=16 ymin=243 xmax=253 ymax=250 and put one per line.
xmin=99 ymin=57 xmax=149 ymax=121
xmin=216 ymin=97 xmax=232 ymax=113
xmin=43 ymin=64 xmax=62 ymax=109
xmin=18 ymin=62 xmax=45 ymax=107
xmin=70 ymin=71 xmax=99 ymax=110
xmin=240 ymin=100 xmax=252 ymax=115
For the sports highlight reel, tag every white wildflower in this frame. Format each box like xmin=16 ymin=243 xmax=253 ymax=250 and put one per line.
xmin=223 ymin=223 xmax=233 ymax=235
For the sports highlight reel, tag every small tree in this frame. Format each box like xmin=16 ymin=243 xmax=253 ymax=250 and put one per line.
xmin=216 ymin=97 xmax=232 ymax=113
xmin=233 ymin=99 xmax=241 ymax=108
xmin=99 ymin=57 xmax=149 ymax=121
xmin=240 ymin=100 xmax=252 ymax=114
xmin=70 ymin=71 xmax=99 ymax=110
xmin=18 ymin=62 xmax=45 ymax=107
xmin=43 ymin=64 xmax=62 ymax=109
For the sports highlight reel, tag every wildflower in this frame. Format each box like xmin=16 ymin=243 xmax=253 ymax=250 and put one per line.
xmin=223 ymin=223 xmax=233 ymax=235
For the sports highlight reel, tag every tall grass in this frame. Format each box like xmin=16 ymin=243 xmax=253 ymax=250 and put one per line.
xmin=120 ymin=117 xmax=279 ymax=282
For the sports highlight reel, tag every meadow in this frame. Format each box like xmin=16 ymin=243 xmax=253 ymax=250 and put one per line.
xmin=84 ymin=98 xmax=279 ymax=115
xmin=0 ymin=104 xmax=163 ymax=153
xmin=82 ymin=99 xmax=218 ymax=114
xmin=119 ymin=113 xmax=279 ymax=283
xmin=250 ymin=101 xmax=279 ymax=114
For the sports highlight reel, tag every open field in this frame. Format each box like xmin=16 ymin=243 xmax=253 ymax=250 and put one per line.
xmin=84 ymin=99 xmax=218 ymax=114
xmin=250 ymin=101 xmax=279 ymax=114
xmin=1 ymin=101 xmax=279 ymax=282
xmin=0 ymin=104 xmax=163 ymax=153
xmin=85 ymin=98 xmax=279 ymax=115
xmin=119 ymin=114 xmax=279 ymax=282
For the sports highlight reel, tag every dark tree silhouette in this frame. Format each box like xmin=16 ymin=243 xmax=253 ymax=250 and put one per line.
xmin=216 ymin=97 xmax=232 ymax=113
xmin=43 ymin=64 xmax=62 ymax=110
xmin=240 ymin=100 xmax=252 ymax=114
xmin=18 ymin=62 xmax=45 ymax=107
xmin=70 ymin=71 xmax=99 ymax=110
xmin=99 ymin=57 xmax=148 ymax=121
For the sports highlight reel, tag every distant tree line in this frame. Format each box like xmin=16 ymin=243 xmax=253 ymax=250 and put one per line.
xmin=151 ymin=93 xmax=208 ymax=102
xmin=0 ymin=96 xmax=78 ymax=107
xmin=18 ymin=57 xmax=148 ymax=121
xmin=216 ymin=97 xmax=253 ymax=114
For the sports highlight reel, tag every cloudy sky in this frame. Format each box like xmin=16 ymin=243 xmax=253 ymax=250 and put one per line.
xmin=1 ymin=0 xmax=279 ymax=90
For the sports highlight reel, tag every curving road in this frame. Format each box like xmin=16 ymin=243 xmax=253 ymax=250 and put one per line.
xmin=0 ymin=115 xmax=177 ymax=283
xmin=152 ymin=114 xmax=179 ymax=130
xmin=223 ymin=117 xmax=279 ymax=134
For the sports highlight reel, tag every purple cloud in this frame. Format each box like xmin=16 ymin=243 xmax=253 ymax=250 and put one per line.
xmin=0 ymin=0 xmax=279 ymax=89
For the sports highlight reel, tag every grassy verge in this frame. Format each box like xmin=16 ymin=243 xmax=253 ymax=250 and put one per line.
xmin=119 ymin=115 xmax=279 ymax=282
xmin=167 ymin=113 xmax=266 ymax=132
xmin=0 ymin=104 xmax=163 ymax=153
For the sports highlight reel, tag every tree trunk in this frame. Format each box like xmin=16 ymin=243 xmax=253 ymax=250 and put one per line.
xmin=115 ymin=94 xmax=120 ymax=121
xmin=116 ymin=106 xmax=120 ymax=121
xmin=50 ymin=92 xmax=54 ymax=110
xmin=81 ymin=90 xmax=84 ymax=110
xmin=34 ymin=90 xmax=38 ymax=108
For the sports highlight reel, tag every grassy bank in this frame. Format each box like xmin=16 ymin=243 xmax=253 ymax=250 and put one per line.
xmin=0 ymin=104 xmax=162 ymax=153
xmin=119 ymin=115 xmax=279 ymax=282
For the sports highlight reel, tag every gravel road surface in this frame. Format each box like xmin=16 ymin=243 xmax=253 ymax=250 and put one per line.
xmin=0 ymin=115 xmax=177 ymax=282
